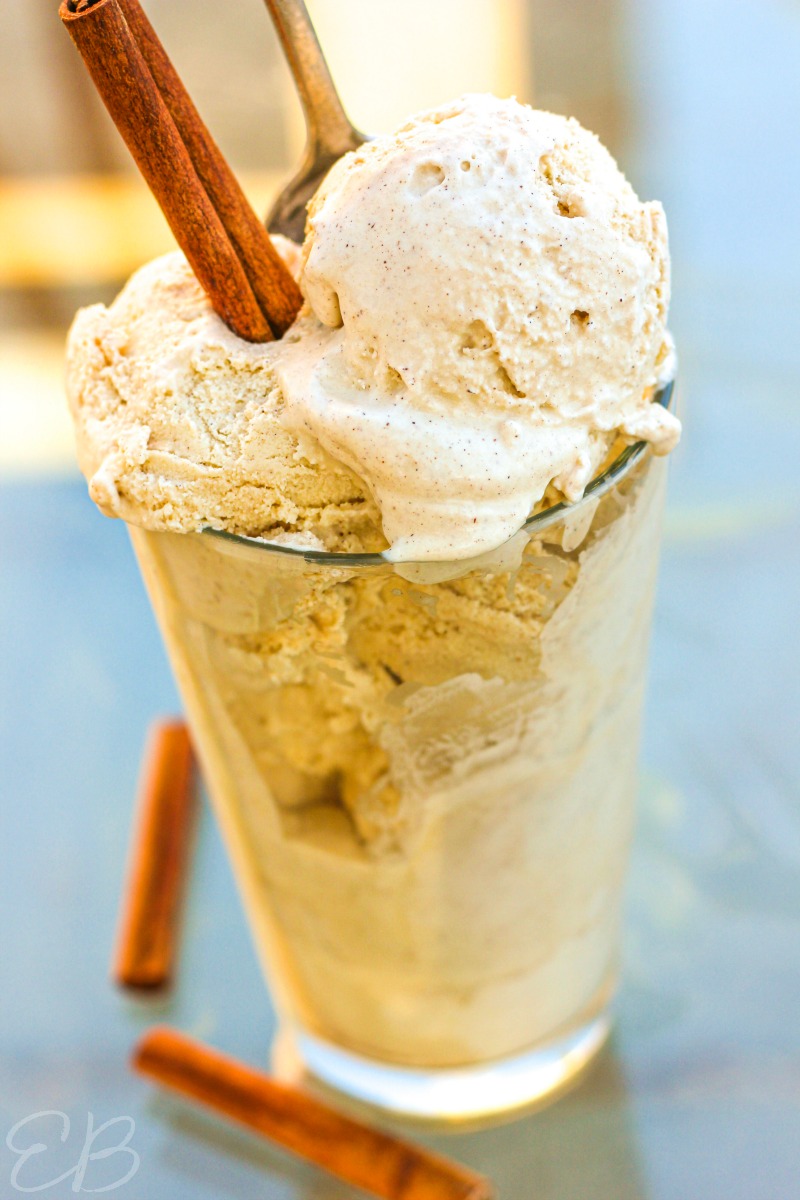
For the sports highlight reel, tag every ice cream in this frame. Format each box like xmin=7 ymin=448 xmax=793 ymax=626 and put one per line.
xmin=128 ymin=450 xmax=665 ymax=1073
xmin=65 ymin=243 xmax=386 ymax=555
xmin=279 ymin=93 xmax=677 ymax=559
xmin=68 ymin=94 xmax=678 ymax=562
xmin=66 ymin=94 xmax=679 ymax=1112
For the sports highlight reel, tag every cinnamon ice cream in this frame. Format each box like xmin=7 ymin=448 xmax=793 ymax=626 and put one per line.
xmin=281 ymin=93 xmax=678 ymax=559
xmin=68 ymin=95 xmax=677 ymax=559
xmin=66 ymin=94 xmax=679 ymax=1109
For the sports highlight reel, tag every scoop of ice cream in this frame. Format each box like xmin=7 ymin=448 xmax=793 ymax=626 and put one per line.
xmin=276 ymin=93 xmax=679 ymax=560
xmin=65 ymin=248 xmax=385 ymax=552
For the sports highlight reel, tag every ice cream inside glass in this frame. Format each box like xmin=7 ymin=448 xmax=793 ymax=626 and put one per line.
xmin=66 ymin=95 xmax=680 ymax=1121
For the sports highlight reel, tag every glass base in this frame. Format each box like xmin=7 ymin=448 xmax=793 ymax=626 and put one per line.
xmin=272 ymin=1011 xmax=611 ymax=1124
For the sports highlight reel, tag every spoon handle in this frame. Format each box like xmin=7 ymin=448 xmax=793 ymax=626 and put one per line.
xmin=264 ymin=0 xmax=363 ymax=158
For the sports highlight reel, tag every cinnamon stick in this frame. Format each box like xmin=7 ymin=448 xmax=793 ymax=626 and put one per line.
xmin=60 ymin=0 xmax=273 ymax=342
xmin=113 ymin=719 xmax=196 ymax=990
xmin=115 ymin=0 xmax=302 ymax=336
xmin=133 ymin=1027 xmax=495 ymax=1200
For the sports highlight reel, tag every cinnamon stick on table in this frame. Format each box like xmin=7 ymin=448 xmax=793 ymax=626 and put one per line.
xmin=133 ymin=1027 xmax=494 ymax=1200
xmin=113 ymin=720 xmax=196 ymax=990
xmin=59 ymin=0 xmax=301 ymax=341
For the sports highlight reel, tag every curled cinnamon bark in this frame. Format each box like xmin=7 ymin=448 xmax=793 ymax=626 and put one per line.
xmin=60 ymin=0 xmax=302 ymax=340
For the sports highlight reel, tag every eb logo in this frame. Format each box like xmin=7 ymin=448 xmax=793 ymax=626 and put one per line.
xmin=6 ymin=1111 xmax=140 ymax=1194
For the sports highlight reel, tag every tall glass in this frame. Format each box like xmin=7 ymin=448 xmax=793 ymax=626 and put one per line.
xmin=129 ymin=394 xmax=671 ymax=1122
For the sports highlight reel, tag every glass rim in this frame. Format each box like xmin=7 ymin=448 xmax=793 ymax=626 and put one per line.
xmin=204 ymin=378 xmax=675 ymax=568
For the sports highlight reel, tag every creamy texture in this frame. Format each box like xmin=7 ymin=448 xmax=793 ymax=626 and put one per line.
xmin=67 ymin=96 xmax=679 ymax=562
xmin=278 ymin=93 xmax=678 ymax=559
xmin=129 ymin=448 xmax=667 ymax=1064
xmin=65 ymin=249 xmax=386 ymax=552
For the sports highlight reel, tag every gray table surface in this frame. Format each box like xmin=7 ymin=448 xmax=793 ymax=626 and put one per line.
xmin=3 ymin=1 xmax=800 ymax=1196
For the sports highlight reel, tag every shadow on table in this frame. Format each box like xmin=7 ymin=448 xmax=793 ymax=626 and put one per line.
xmin=432 ymin=1039 xmax=649 ymax=1200
xmin=149 ymin=1092 xmax=356 ymax=1199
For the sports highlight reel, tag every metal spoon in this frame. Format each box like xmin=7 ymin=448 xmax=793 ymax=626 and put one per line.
xmin=264 ymin=0 xmax=366 ymax=242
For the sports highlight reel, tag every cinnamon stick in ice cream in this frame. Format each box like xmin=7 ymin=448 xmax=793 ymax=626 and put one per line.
xmin=115 ymin=0 xmax=302 ymax=335
xmin=60 ymin=0 xmax=301 ymax=340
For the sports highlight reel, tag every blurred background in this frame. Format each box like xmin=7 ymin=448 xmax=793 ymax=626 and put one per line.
xmin=2 ymin=2 xmax=800 ymax=1198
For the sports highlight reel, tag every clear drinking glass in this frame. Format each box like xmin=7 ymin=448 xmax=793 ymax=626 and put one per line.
xmin=128 ymin=384 xmax=673 ymax=1122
